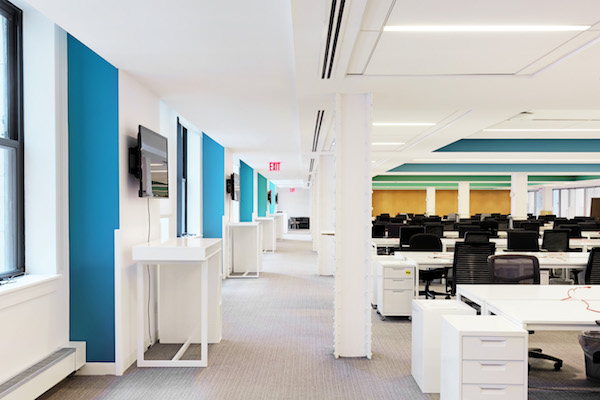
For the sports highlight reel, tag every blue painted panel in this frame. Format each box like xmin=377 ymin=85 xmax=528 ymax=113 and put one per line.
xmin=203 ymin=134 xmax=224 ymax=238
xmin=257 ymin=174 xmax=267 ymax=217
xmin=269 ymin=181 xmax=276 ymax=214
xmin=435 ymin=139 xmax=600 ymax=152
xmin=389 ymin=163 xmax=600 ymax=173
xmin=68 ymin=35 xmax=119 ymax=363
xmin=240 ymin=161 xmax=254 ymax=222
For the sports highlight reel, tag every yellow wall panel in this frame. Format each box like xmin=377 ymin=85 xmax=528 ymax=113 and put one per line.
xmin=470 ymin=190 xmax=511 ymax=215
xmin=436 ymin=190 xmax=458 ymax=217
xmin=372 ymin=190 xmax=426 ymax=216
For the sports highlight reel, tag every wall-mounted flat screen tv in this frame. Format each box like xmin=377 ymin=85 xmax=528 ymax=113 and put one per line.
xmin=138 ymin=125 xmax=169 ymax=198
xmin=230 ymin=172 xmax=240 ymax=201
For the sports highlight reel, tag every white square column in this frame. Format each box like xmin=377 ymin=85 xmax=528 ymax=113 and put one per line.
xmin=542 ymin=186 xmax=553 ymax=214
xmin=334 ymin=93 xmax=372 ymax=358
xmin=426 ymin=187 xmax=436 ymax=216
xmin=511 ymin=173 xmax=528 ymax=220
xmin=318 ymin=155 xmax=335 ymax=276
xmin=311 ymin=172 xmax=319 ymax=252
xmin=458 ymin=182 xmax=470 ymax=219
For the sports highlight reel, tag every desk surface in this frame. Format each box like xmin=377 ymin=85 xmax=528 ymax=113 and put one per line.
xmin=132 ymin=238 xmax=222 ymax=262
xmin=394 ymin=251 xmax=588 ymax=268
xmin=457 ymin=284 xmax=600 ymax=303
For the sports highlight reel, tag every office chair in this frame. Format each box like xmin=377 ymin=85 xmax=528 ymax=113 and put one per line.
xmin=578 ymin=222 xmax=598 ymax=231
xmin=378 ymin=213 xmax=391 ymax=222
xmin=497 ymin=220 xmax=509 ymax=231
xmin=450 ymin=242 xmax=496 ymax=296
xmin=464 ymin=231 xmax=491 ymax=243
xmin=506 ymin=230 xmax=539 ymax=251
xmin=521 ymin=222 xmax=541 ymax=235
xmin=399 ymin=226 xmax=425 ymax=247
xmin=584 ymin=247 xmax=600 ymax=284
xmin=479 ymin=220 xmax=499 ymax=237
xmin=488 ymin=255 xmax=563 ymax=371
xmin=408 ymin=234 xmax=448 ymax=299
xmin=386 ymin=223 xmax=402 ymax=238
xmin=458 ymin=224 xmax=482 ymax=238
xmin=556 ymin=224 xmax=583 ymax=238
xmin=425 ymin=224 xmax=444 ymax=238
xmin=371 ymin=223 xmax=386 ymax=238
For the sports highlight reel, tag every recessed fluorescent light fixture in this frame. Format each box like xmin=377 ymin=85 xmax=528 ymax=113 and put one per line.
xmin=372 ymin=142 xmax=405 ymax=145
xmin=383 ymin=25 xmax=590 ymax=32
xmin=373 ymin=122 xmax=435 ymax=126
xmin=484 ymin=128 xmax=600 ymax=132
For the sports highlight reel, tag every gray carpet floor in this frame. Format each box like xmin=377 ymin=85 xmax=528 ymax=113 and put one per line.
xmin=38 ymin=238 xmax=600 ymax=399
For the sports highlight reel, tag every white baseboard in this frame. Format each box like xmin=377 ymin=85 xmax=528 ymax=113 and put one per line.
xmin=75 ymin=362 xmax=115 ymax=376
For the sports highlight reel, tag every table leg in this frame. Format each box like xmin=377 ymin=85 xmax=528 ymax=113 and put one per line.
xmin=137 ymin=262 xmax=144 ymax=367
xmin=200 ymin=260 xmax=208 ymax=367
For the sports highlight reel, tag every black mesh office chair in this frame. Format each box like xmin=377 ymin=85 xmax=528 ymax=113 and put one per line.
xmin=464 ymin=231 xmax=491 ymax=243
xmin=584 ymin=247 xmax=600 ymax=284
xmin=521 ymin=222 xmax=541 ymax=235
xmin=479 ymin=220 xmax=498 ymax=237
xmin=578 ymin=222 xmax=598 ymax=231
xmin=488 ymin=255 xmax=563 ymax=371
xmin=541 ymin=230 xmax=570 ymax=252
xmin=408 ymin=234 xmax=448 ymax=299
xmin=399 ymin=226 xmax=425 ymax=247
xmin=497 ymin=220 xmax=509 ymax=231
xmin=556 ymin=224 xmax=583 ymax=238
xmin=371 ymin=223 xmax=386 ymax=238
xmin=451 ymin=242 xmax=496 ymax=295
xmin=378 ymin=213 xmax=391 ymax=222
xmin=507 ymin=230 xmax=539 ymax=251
xmin=458 ymin=224 xmax=482 ymax=238
xmin=425 ymin=224 xmax=444 ymax=238
xmin=386 ymin=223 xmax=402 ymax=238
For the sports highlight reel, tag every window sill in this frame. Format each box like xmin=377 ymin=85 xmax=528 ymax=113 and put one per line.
xmin=0 ymin=274 xmax=61 ymax=311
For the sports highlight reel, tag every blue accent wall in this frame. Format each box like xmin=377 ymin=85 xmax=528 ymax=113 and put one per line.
xmin=257 ymin=174 xmax=267 ymax=217
xmin=435 ymin=139 xmax=600 ymax=152
xmin=68 ymin=35 xmax=119 ymax=363
xmin=269 ymin=181 xmax=276 ymax=214
xmin=389 ymin=163 xmax=600 ymax=173
xmin=240 ymin=161 xmax=254 ymax=222
xmin=203 ymin=134 xmax=225 ymax=238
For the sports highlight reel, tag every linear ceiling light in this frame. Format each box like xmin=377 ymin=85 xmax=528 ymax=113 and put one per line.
xmin=373 ymin=122 xmax=435 ymax=126
xmin=372 ymin=142 xmax=405 ymax=145
xmin=384 ymin=25 xmax=590 ymax=32
xmin=484 ymin=128 xmax=600 ymax=132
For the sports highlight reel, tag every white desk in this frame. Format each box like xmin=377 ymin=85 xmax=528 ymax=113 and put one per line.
xmin=227 ymin=222 xmax=261 ymax=278
xmin=255 ymin=217 xmax=276 ymax=252
xmin=441 ymin=237 xmax=596 ymax=252
xmin=132 ymin=238 xmax=222 ymax=367
xmin=268 ymin=213 xmax=286 ymax=239
xmin=457 ymin=284 xmax=600 ymax=315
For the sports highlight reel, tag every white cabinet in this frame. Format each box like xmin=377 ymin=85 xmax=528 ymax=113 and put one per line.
xmin=440 ymin=315 xmax=528 ymax=400
xmin=411 ymin=300 xmax=476 ymax=393
xmin=376 ymin=261 xmax=414 ymax=319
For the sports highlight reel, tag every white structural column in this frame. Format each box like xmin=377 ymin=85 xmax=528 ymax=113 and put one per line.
xmin=511 ymin=173 xmax=529 ymax=220
xmin=317 ymin=155 xmax=335 ymax=275
xmin=311 ymin=173 xmax=319 ymax=252
xmin=334 ymin=93 xmax=372 ymax=359
xmin=542 ymin=186 xmax=553 ymax=214
xmin=457 ymin=182 xmax=470 ymax=218
xmin=426 ymin=187 xmax=436 ymax=216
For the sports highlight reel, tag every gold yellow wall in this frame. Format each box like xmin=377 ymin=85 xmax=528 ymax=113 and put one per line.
xmin=372 ymin=189 xmax=511 ymax=217
xmin=372 ymin=190 xmax=426 ymax=216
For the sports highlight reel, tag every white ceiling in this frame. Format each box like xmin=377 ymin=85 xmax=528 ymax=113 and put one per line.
xmin=21 ymin=0 xmax=600 ymax=187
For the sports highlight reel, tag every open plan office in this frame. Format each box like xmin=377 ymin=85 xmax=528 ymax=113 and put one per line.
xmin=2 ymin=0 xmax=600 ymax=399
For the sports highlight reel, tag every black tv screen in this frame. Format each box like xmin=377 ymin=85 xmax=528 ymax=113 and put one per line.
xmin=231 ymin=172 xmax=240 ymax=201
xmin=139 ymin=125 xmax=168 ymax=198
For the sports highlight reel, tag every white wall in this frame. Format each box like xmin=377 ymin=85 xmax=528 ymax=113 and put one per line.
xmin=0 ymin=2 xmax=69 ymax=383
xmin=186 ymin=129 xmax=202 ymax=236
xmin=277 ymin=187 xmax=311 ymax=218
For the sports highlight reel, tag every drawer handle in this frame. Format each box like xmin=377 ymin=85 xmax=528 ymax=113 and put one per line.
xmin=479 ymin=339 xmax=506 ymax=343
xmin=479 ymin=387 xmax=507 ymax=393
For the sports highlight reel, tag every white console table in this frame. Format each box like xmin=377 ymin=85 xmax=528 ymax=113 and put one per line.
xmin=132 ymin=238 xmax=222 ymax=367
xmin=255 ymin=217 xmax=276 ymax=252
xmin=227 ymin=222 xmax=262 ymax=278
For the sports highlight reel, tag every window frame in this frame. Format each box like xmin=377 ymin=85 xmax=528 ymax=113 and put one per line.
xmin=0 ymin=0 xmax=23 ymax=280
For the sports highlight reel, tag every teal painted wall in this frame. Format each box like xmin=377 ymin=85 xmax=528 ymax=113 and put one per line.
xmin=435 ymin=139 xmax=600 ymax=152
xmin=202 ymin=134 xmax=224 ymax=238
xmin=240 ymin=161 xmax=254 ymax=222
xmin=68 ymin=35 xmax=119 ymax=363
xmin=269 ymin=181 xmax=276 ymax=214
xmin=389 ymin=164 xmax=600 ymax=173
xmin=257 ymin=174 xmax=267 ymax=217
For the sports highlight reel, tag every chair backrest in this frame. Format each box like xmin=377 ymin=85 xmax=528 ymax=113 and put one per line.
xmin=578 ymin=222 xmax=598 ymax=231
xmin=488 ymin=255 xmax=540 ymax=284
xmin=464 ymin=231 xmax=491 ymax=243
xmin=458 ymin=224 xmax=482 ymax=238
xmin=371 ymin=223 xmax=386 ymax=238
xmin=507 ymin=230 xmax=539 ymax=251
xmin=399 ymin=226 xmax=425 ymax=245
xmin=521 ymin=222 xmax=541 ymax=235
xmin=480 ymin=220 xmax=498 ymax=230
xmin=452 ymin=242 xmax=496 ymax=294
xmin=542 ymin=229 xmax=570 ymax=252
xmin=585 ymin=247 xmax=600 ymax=284
xmin=378 ymin=213 xmax=391 ymax=222
xmin=557 ymin=224 xmax=582 ymax=238
xmin=497 ymin=220 xmax=509 ymax=231
xmin=425 ymin=224 xmax=444 ymax=238
xmin=386 ymin=223 xmax=403 ymax=238
xmin=408 ymin=233 xmax=442 ymax=251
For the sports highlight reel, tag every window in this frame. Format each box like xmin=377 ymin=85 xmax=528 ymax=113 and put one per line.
xmin=177 ymin=119 xmax=188 ymax=236
xmin=0 ymin=0 xmax=22 ymax=280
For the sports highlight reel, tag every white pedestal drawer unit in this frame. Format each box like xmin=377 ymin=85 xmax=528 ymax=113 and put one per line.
xmin=440 ymin=315 xmax=528 ymax=400
xmin=376 ymin=260 xmax=415 ymax=319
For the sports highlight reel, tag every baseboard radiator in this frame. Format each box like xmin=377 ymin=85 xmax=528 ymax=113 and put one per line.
xmin=0 ymin=343 xmax=85 ymax=400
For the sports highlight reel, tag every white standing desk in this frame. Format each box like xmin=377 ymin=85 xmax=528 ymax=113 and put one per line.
xmin=268 ymin=213 xmax=285 ymax=239
xmin=255 ymin=217 xmax=276 ymax=252
xmin=132 ymin=238 xmax=222 ymax=367
xmin=227 ymin=222 xmax=261 ymax=278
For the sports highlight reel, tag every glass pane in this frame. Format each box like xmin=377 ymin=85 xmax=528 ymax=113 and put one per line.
xmin=0 ymin=146 xmax=16 ymax=274
xmin=0 ymin=17 xmax=7 ymax=139
xmin=552 ymin=189 xmax=559 ymax=216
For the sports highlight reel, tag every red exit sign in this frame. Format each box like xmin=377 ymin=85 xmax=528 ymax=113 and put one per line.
xmin=269 ymin=162 xmax=281 ymax=171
